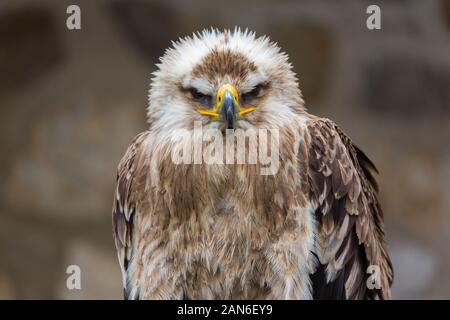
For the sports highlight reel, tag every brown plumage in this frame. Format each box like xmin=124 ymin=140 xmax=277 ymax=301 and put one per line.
xmin=112 ymin=29 xmax=393 ymax=300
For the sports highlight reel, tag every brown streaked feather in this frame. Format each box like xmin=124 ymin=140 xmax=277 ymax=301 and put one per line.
xmin=192 ymin=49 xmax=257 ymax=83
xmin=306 ymin=118 xmax=393 ymax=300
xmin=112 ymin=131 xmax=151 ymax=299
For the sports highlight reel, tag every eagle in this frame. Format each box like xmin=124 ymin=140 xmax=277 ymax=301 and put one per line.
xmin=112 ymin=29 xmax=393 ymax=300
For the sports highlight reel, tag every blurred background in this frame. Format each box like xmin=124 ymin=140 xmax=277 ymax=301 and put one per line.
xmin=0 ymin=0 xmax=449 ymax=299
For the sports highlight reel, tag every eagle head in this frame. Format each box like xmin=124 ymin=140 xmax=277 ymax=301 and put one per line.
xmin=148 ymin=28 xmax=305 ymax=133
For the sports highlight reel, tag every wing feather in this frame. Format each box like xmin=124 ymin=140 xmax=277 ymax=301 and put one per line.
xmin=112 ymin=131 xmax=151 ymax=300
xmin=306 ymin=118 xmax=393 ymax=299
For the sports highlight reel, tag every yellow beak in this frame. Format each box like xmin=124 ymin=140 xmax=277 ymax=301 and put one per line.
xmin=196 ymin=84 xmax=256 ymax=128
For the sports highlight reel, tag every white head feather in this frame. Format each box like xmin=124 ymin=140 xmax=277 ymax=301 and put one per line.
xmin=148 ymin=28 xmax=304 ymax=133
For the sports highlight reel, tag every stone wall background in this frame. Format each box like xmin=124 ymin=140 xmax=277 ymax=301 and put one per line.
xmin=0 ymin=0 xmax=449 ymax=299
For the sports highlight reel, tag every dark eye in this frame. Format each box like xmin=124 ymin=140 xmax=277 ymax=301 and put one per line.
xmin=188 ymin=88 xmax=211 ymax=105
xmin=241 ymin=85 xmax=262 ymax=104
xmin=190 ymin=88 xmax=205 ymax=100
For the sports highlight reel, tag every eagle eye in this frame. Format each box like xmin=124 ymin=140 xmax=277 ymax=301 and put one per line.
xmin=189 ymin=88 xmax=212 ymax=107
xmin=241 ymin=84 xmax=263 ymax=105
